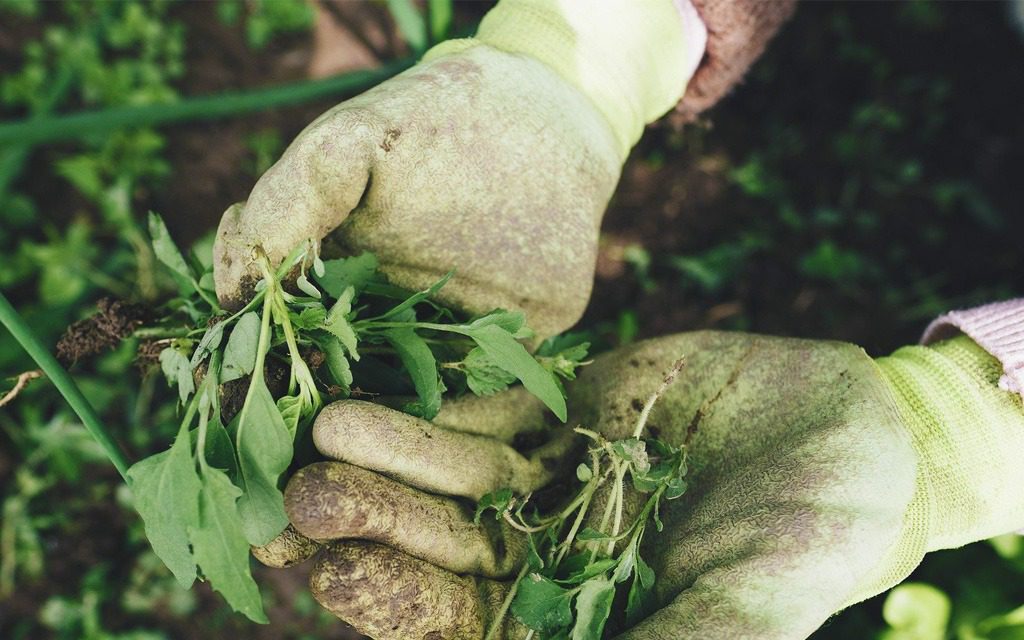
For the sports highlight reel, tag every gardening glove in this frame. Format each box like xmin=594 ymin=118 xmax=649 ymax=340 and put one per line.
xmin=270 ymin=330 xmax=1024 ymax=639
xmin=213 ymin=0 xmax=706 ymax=339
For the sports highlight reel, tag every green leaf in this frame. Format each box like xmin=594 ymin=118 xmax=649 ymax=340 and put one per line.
xmin=159 ymin=346 xmax=194 ymax=405
xmin=665 ymin=477 xmax=688 ymax=500
xmin=149 ymin=212 xmax=195 ymax=291
xmin=571 ymin=577 xmax=616 ymax=640
xmin=189 ymin=322 xmax=225 ymax=369
xmin=611 ymin=439 xmax=650 ymax=475
xmin=221 ymin=312 xmax=260 ymax=383
xmin=377 ymin=271 xmax=452 ymax=321
xmin=464 ymin=324 xmax=566 ymax=421
xmin=384 ymin=327 xmax=442 ymax=420
xmin=319 ymin=335 xmax=353 ymax=392
xmin=576 ymin=463 xmax=593 ymax=482
xmin=474 ymin=488 xmax=514 ymax=524
xmin=626 ymin=566 xmax=656 ymax=626
xmin=561 ymin=559 xmax=616 ymax=585
xmin=291 ymin=304 xmax=327 ymax=330
xmin=277 ymin=395 xmax=303 ymax=440
xmin=511 ymin=573 xmax=574 ymax=634
xmin=315 ymin=253 xmax=378 ymax=298
xmin=463 ymin=347 xmax=516 ymax=396
xmin=468 ymin=310 xmax=527 ymax=334
xmin=613 ymin=537 xmax=637 ymax=583
xmin=190 ymin=467 xmax=268 ymax=623
xmin=323 ymin=287 xmax=359 ymax=360
xmin=234 ymin=380 xmax=292 ymax=545
xmin=203 ymin=416 xmax=237 ymax=478
xmin=127 ymin=424 xmax=201 ymax=589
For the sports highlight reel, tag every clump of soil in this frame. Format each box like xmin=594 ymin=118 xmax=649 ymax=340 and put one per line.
xmin=55 ymin=297 xmax=151 ymax=366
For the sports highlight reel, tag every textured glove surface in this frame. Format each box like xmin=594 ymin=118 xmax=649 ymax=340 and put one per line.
xmin=213 ymin=43 xmax=622 ymax=339
xmin=266 ymin=332 xmax=928 ymax=639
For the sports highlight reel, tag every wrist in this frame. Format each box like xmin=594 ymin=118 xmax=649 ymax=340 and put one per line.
xmin=876 ymin=336 xmax=1024 ymax=549
xmin=428 ymin=0 xmax=705 ymax=159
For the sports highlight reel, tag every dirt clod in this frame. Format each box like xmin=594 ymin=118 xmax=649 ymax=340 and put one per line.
xmin=55 ymin=297 xmax=151 ymax=366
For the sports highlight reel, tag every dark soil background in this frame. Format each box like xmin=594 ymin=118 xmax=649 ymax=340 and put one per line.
xmin=2 ymin=1 xmax=1023 ymax=638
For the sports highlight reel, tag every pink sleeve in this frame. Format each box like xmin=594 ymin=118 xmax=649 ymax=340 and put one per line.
xmin=922 ymin=299 xmax=1024 ymax=397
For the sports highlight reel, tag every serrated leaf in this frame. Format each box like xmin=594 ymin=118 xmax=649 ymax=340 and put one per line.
xmin=234 ymin=380 xmax=291 ymax=545
xmin=384 ymin=327 xmax=441 ymax=420
xmin=315 ymin=252 xmax=379 ymax=298
xmin=323 ymin=287 xmax=359 ymax=361
xmin=127 ymin=424 xmax=201 ymax=589
xmin=463 ymin=324 xmax=566 ymax=421
xmin=221 ymin=312 xmax=260 ymax=383
xmin=190 ymin=467 xmax=267 ymax=623
xmin=511 ymin=573 xmax=574 ymax=634
xmin=571 ymin=577 xmax=615 ymax=640
xmin=611 ymin=439 xmax=650 ymax=474
xmin=291 ymin=305 xmax=327 ymax=330
xmin=159 ymin=347 xmax=194 ymax=405
xmin=463 ymin=347 xmax=516 ymax=396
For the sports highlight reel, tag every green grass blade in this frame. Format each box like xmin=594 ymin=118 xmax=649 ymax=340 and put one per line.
xmin=0 ymin=59 xmax=413 ymax=147
xmin=0 ymin=291 xmax=130 ymax=480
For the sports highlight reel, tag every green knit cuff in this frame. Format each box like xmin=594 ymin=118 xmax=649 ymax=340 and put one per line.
xmin=876 ymin=335 xmax=1024 ymax=552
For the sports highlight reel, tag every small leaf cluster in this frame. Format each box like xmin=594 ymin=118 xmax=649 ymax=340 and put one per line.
xmin=477 ymin=418 xmax=688 ymax=638
xmin=131 ymin=214 xmax=588 ymax=621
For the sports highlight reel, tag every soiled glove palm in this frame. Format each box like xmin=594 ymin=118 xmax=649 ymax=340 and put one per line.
xmin=268 ymin=331 xmax=1024 ymax=639
xmin=213 ymin=0 xmax=697 ymax=338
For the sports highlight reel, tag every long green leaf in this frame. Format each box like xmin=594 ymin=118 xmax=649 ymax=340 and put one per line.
xmin=234 ymin=380 xmax=292 ymax=545
xmin=384 ymin=327 xmax=442 ymax=420
xmin=190 ymin=466 xmax=268 ymax=623
xmin=127 ymin=423 xmax=201 ymax=588
xmin=466 ymin=324 xmax=567 ymax=421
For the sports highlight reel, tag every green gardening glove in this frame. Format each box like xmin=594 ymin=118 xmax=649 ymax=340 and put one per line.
xmin=213 ymin=0 xmax=701 ymax=338
xmin=264 ymin=330 xmax=1024 ymax=639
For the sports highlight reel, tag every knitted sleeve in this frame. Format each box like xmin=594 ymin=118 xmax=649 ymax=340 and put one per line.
xmin=921 ymin=299 xmax=1024 ymax=400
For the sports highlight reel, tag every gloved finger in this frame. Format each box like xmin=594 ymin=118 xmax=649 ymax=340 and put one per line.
xmin=285 ymin=461 xmax=526 ymax=577
xmin=212 ymin=109 xmax=375 ymax=309
xmin=313 ymin=399 xmax=578 ymax=499
xmin=250 ymin=524 xmax=322 ymax=568
xmin=374 ymin=387 xmax=550 ymax=443
xmin=310 ymin=541 xmax=526 ymax=640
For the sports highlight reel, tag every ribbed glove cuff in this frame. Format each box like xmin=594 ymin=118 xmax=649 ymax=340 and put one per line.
xmin=861 ymin=336 xmax=1024 ymax=605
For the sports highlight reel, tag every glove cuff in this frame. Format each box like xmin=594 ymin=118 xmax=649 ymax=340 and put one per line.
xmin=438 ymin=0 xmax=700 ymax=159
xmin=876 ymin=336 xmax=1024 ymax=552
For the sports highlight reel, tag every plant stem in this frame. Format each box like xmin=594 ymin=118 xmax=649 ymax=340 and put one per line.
xmin=0 ymin=291 xmax=130 ymax=480
xmin=632 ymin=356 xmax=686 ymax=439
xmin=0 ymin=60 xmax=414 ymax=147
xmin=484 ymin=562 xmax=530 ymax=640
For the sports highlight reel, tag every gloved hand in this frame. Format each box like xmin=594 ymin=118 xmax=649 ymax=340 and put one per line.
xmin=262 ymin=330 xmax=1024 ymax=639
xmin=213 ymin=0 xmax=702 ymax=338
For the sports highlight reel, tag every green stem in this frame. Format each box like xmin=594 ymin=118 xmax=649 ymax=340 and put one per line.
xmin=0 ymin=60 xmax=414 ymax=147
xmin=0 ymin=291 xmax=130 ymax=480
xmin=484 ymin=562 xmax=531 ymax=640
